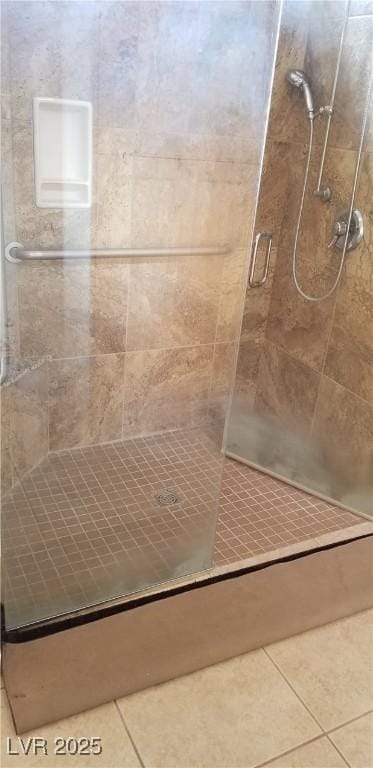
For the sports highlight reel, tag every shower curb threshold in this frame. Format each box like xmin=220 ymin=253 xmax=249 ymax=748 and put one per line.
xmin=3 ymin=531 xmax=373 ymax=732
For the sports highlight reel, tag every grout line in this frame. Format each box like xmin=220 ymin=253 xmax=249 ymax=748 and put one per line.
xmin=96 ymin=148 xmax=258 ymax=169
xmin=321 ymin=373 xmax=373 ymax=409
xmin=121 ymin=267 xmax=130 ymax=440
xmin=326 ymin=733 xmax=351 ymax=767
xmin=252 ymin=733 xmax=337 ymax=768
xmin=46 ymin=357 xmax=51 ymax=456
xmin=114 ymin=700 xmax=146 ymax=768
xmin=327 ymin=708 xmax=373 ymax=736
xmin=47 ymin=341 xmax=218 ymax=363
xmin=263 ymin=647 xmax=325 ymax=732
xmin=264 ymin=649 xmax=373 ymax=746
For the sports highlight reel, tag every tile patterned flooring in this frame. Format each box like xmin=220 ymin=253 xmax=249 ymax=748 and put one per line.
xmin=2 ymin=429 xmax=363 ymax=630
xmin=214 ymin=458 xmax=361 ymax=566
xmin=1 ymin=609 xmax=372 ymax=767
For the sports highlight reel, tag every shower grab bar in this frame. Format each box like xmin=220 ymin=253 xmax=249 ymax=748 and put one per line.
xmin=5 ymin=242 xmax=230 ymax=263
xmin=248 ymin=232 xmax=272 ymax=288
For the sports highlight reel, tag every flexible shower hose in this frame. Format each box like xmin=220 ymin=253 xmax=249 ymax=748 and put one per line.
xmin=292 ymin=118 xmax=349 ymax=302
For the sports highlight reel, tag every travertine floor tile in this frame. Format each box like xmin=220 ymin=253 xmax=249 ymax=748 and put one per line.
xmin=117 ymin=649 xmax=321 ymax=768
xmin=264 ymin=736 xmax=347 ymax=767
xmin=266 ymin=609 xmax=373 ymax=731
xmin=0 ymin=691 xmax=141 ymax=768
xmin=330 ymin=712 xmax=373 ymax=768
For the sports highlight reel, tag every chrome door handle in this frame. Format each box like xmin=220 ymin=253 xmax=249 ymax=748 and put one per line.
xmin=248 ymin=232 xmax=273 ymax=288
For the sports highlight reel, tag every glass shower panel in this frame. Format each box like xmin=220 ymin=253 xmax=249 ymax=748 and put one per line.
xmin=225 ymin=1 xmax=373 ymax=518
xmin=1 ymin=0 xmax=281 ymax=629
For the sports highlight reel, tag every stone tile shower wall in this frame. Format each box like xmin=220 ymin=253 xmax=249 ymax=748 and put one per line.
xmin=1 ymin=1 xmax=279 ymax=490
xmin=233 ymin=0 xmax=373 ymax=506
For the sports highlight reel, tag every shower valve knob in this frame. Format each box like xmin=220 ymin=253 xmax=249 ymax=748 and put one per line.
xmin=327 ymin=220 xmax=347 ymax=249
xmin=328 ymin=209 xmax=364 ymax=252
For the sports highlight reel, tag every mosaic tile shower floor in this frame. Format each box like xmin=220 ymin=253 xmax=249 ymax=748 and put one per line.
xmin=2 ymin=429 xmax=363 ymax=629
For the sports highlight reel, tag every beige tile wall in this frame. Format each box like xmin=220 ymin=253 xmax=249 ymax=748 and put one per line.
xmin=1 ymin=0 xmax=280 ymax=487
xmin=1 ymin=362 xmax=49 ymax=494
xmin=231 ymin=0 xmax=373 ymax=504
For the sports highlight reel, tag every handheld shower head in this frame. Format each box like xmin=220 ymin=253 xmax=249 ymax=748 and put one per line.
xmin=286 ymin=69 xmax=315 ymax=119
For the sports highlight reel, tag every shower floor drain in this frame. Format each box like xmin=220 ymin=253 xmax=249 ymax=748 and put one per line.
xmin=156 ymin=489 xmax=179 ymax=506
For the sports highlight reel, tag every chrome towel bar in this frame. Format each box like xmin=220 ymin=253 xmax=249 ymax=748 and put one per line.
xmin=5 ymin=242 xmax=230 ymax=263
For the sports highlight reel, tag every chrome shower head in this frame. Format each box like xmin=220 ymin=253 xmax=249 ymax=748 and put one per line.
xmin=286 ymin=69 xmax=308 ymax=88
xmin=286 ymin=69 xmax=315 ymax=119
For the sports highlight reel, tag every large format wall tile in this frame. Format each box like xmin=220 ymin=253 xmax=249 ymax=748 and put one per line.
xmin=1 ymin=2 xmax=10 ymax=97
xmin=1 ymin=111 xmax=15 ymax=246
xmin=328 ymin=15 xmax=373 ymax=151
xmin=264 ymin=143 xmax=359 ymax=371
xmin=325 ymin=275 xmax=373 ymax=403
xmin=123 ymin=346 xmax=214 ymax=438
xmin=1 ymin=384 xmax=14 ymax=494
xmin=97 ymin=54 xmax=137 ymax=132
xmin=18 ymin=262 xmax=128 ymax=359
xmin=97 ymin=0 xmax=157 ymax=76
xmin=267 ymin=0 xmax=310 ymax=145
xmin=353 ymin=151 xmax=373 ymax=274
xmin=96 ymin=123 xmax=259 ymax=165
xmin=241 ymin=281 xmax=272 ymax=346
xmin=310 ymin=147 xmax=359 ymax=262
xmin=48 ymin=355 xmax=125 ymax=450
xmin=349 ymin=0 xmax=373 ymax=13
xmin=129 ymin=157 xmax=255 ymax=250
xmin=312 ymin=376 xmax=373 ymax=504
xmin=255 ymin=342 xmax=320 ymax=431
xmin=208 ymin=342 xmax=237 ymax=437
xmin=130 ymin=0 xmax=278 ymax=141
xmin=95 ymin=155 xmax=132 ymax=249
xmin=216 ymin=251 xmax=247 ymax=342
xmin=255 ymin=141 xmax=290 ymax=244
xmin=3 ymin=0 xmax=279 ymax=450
xmin=265 ymin=248 xmax=336 ymax=372
xmin=246 ymin=342 xmax=324 ymax=488
xmin=233 ymin=339 xmax=262 ymax=406
xmin=127 ymin=255 xmax=223 ymax=351
xmin=278 ymin=142 xmax=357 ymax=289
xmin=2 ymin=364 xmax=48 ymax=483
xmin=134 ymin=1 xmax=206 ymax=136
xmin=1 ymin=122 xmax=18 ymax=358
xmin=304 ymin=0 xmax=346 ymax=148
xmin=7 ymin=1 xmax=98 ymax=123
xmin=324 ymin=149 xmax=373 ymax=402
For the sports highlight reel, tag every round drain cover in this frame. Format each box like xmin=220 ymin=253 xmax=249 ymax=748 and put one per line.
xmin=156 ymin=489 xmax=179 ymax=506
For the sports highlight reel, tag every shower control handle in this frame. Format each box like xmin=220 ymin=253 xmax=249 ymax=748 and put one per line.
xmin=328 ymin=209 xmax=364 ymax=251
xmin=327 ymin=220 xmax=348 ymax=249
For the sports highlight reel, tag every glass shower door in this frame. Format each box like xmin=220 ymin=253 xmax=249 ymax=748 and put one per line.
xmin=1 ymin=0 xmax=281 ymax=630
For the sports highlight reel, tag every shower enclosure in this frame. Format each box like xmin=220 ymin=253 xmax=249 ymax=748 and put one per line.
xmin=1 ymin=0 xmax=372 ymax=644
xmin=226 ymin=0 xmax=373 ymax=516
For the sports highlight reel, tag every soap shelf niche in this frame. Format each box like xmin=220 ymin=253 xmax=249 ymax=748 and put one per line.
xmin=33 ymin=97 xmax=92 ymax=209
